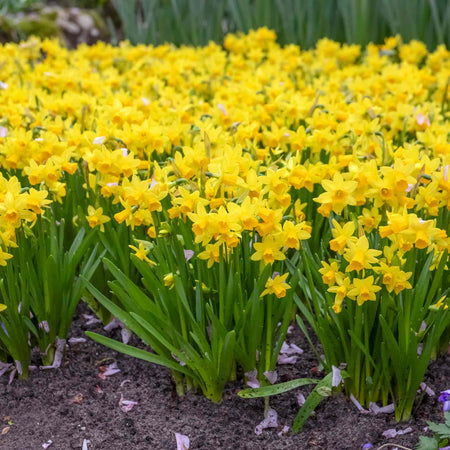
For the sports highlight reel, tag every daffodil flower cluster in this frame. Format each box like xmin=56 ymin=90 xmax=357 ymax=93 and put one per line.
xmin=0 ymin=30 xmax=449 ymax=411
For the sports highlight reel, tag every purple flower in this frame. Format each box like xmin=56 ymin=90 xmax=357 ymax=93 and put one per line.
xmin=439 ymin=389 xmax=450 ymax=412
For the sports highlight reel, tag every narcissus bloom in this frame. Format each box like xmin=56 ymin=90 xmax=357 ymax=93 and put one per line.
xmin=344 ymin=236 xmax=382 ymax=272
xmin=347 ymin=276 xmax=381 ymax=306
xmin=129 ymin=242 xmax=156 ymax=265
xmin=251 ymin=235 xmax=286 ymax=265
xmin=315 ymin=173 xmax=358 ymax=215
xmin=329 ymin=220 xmax=356 ymax=253
xmin=319 ymin=261 xmax=341 ymax=286
xmin=328 ymin=277 xmax=352 ymax=313
xmin=87 ymin=206 xmax=110 ymax=232
xmin=261 ymin=273 xmax=291 ymax=299
xmin=377 ymin=262 xmax=412 ymax=294
xmin=0 ymin=249 xmax=13 ymax=266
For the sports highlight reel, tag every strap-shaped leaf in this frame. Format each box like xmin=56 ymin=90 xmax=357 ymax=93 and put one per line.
xmin=86 ymin=331 xmax=193 ymax=377
xmin=238 ymin=377 xmax=319 ymax=398
xmin=292 ymin=372 xmax=333 ymax=432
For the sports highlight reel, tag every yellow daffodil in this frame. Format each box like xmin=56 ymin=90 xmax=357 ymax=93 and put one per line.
xmin=347 ymin=276 xmax=382 ymax=306
xmin=260 ymin=273 xmax=291 ymax=299
xmin=87 ymin=206 xmax=110 ymax=232
xmin=344 ymin=236 xmax=382 ymax=272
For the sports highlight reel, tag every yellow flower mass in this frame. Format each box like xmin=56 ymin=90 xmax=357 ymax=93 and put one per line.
xmin=0 ymin=31 xmax=448 ymax=316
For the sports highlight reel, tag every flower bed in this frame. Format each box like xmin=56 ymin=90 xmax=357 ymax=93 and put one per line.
xmin=0 ymin=29 xmax=449 ymax=445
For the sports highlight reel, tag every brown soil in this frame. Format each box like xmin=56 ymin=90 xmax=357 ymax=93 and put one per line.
xmin=0 ymin=305 xmax=449 ymax=450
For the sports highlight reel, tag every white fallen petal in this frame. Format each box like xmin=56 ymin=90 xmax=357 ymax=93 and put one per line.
xmin=382 ymin=427 xmax=412 ymax=438
xmin=350 ymin=394 xmax=368 ymax=413
xmin=382 ymin=429 xmax=397 ymax=439
xmin=419 ymin=382 xmax=435 ymax=396
xmin=331 ymin=365 xmax=342 ymax=387
xmin=0 ymin=126 xmax=7 ymax=137
xmin=141 ymin=97 xmax=150 ymax=106
xmin=8 ymin=369 xmax=16 ymax=384
xmin=99 ymin=362 xmax=120 ymax=379
xmin=119 ymin=393 xmax=138 ymax=412
xmin=120 ymin=379 xmax=131 ymax=388
xmin=277 ymin=425 xmax=290 ymax=436
xmin=368 ymin=402 xmax=394 ymax=414
xmin=289 ymin=344 xmax=304 ymax=355
xmin=104 ymin=317 xmax=122 ymax=332
xmin=15 ymin=360 xmax=23 ymax=375
xmin=41 ymin=338 xmax=66 ymax=370
xmin=121 ymin=402 xmax=138 ymax=412
xmin=280 ymin=342 xmax=290 ymax=353
xmin=175 ymin=433 xmax=190 ymax=450
xmin=184 ymin=250 xmax=194 ymax=261
xmin=82 ymin=439 xmax=90 ymax=450
xmin=121 ymin=328 xmax=131 ymax=345
xmin=68 ymin=337 xmax=87 ymax=344
xmin=264 ymin=370 xmax=278 ymax=385
xmin=0 ymin=362 xmax=12 ymax=377
xmin=245 ymin=369 xmax=260 ymax=388
xmin=277 ymin=355 xmax=297 ymax=365
xmin=398 ymin=427 xmax=413 ymax=435
xmin=297 ymin=392 xmax=306 ymax=406
xmin=42 ymin=440 xmax=53 ymax=449
xmin=0 ymin=82 xmax=8 ymax=90
xmin=83 ymin=314 xmax=101 ymax=326
xmin=280 ymin=341 xmax=303 ymax=355
xmin=255 ymin=408 xmax=278 ymax=435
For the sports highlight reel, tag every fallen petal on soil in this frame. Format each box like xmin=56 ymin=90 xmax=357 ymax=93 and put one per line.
xmin=98 ymin=362 xmax=120 ymax=379
xmin=68 ymin=337 xmax=87 ymax=344
xmin=331 ymin=365 xmax=343 ymax=387
xmin=119 ymin=393 xmax=138 ymax=412
xmin=264 ymin=370 xmax=277 ymax=385
xmin=277 ymin=355 xmax=297 ymax=365
xmin=255 ymin=408 xmax=278 ymax=435
xmin=382 ymin=427 xmax=412 ymax=438
xmin=368 ymin=402 xmax=394 ymax=414
xmin=175 ymin=433 xmax=190 ymax=450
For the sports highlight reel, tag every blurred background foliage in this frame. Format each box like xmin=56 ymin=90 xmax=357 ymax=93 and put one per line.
xmin=0 ymin=0 xmax=450 ymax=49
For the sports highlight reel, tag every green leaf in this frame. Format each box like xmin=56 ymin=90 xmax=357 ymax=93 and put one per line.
xmin=238 ymin=377 xmax=319 ymax=398
xmin=218 ymin=330 xmax=235 ymax=384
xmin=415 ymin=435 xmax=439 ymax=450
xmin=292 ymin=372 xmax=333 ymax=433
xmin=427 ymin=415 xmax=450 ymax=439
xmin=86 ymin=331 xmax=193 ymax=377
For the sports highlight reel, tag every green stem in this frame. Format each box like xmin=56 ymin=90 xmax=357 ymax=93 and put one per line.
xmin=263 ymin=294 xmax=273 ymax=417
